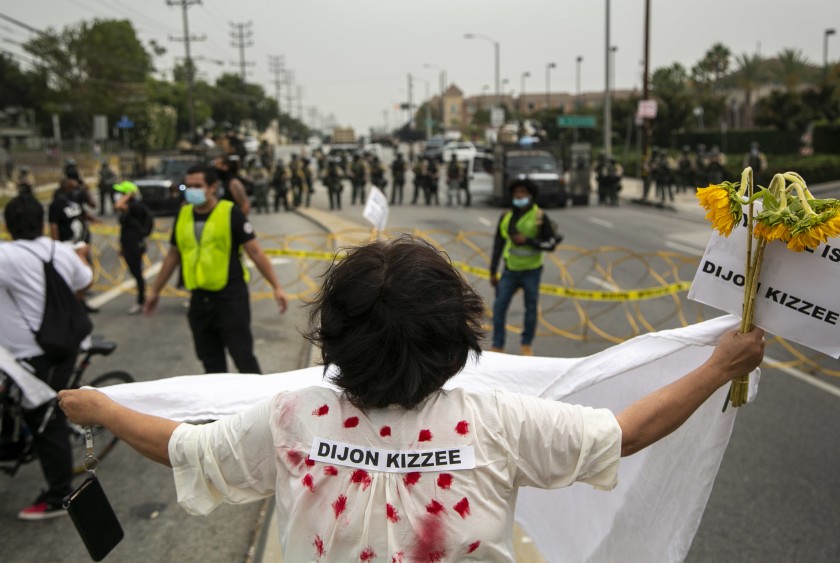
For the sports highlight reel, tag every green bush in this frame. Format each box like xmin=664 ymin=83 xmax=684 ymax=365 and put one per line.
xmin=675 ymin=129 xmax=800 ymax=155
xmin=812 ymin=124 xmax=840 ymax=155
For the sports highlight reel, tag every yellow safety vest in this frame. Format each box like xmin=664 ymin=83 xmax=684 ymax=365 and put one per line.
xmin=500 ymin=205 xmax=543 ymax=271
xmin=175 ymin=200 xmax=249 ymax=291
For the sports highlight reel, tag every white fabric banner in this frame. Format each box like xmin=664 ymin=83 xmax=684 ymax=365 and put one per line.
xmin=96 ymin=315 xmax=752 ymax=562
xmin=688 ymin=221 xmax=840 ymax=357
xmin=0 ymin=345 xmax=57 ymax=409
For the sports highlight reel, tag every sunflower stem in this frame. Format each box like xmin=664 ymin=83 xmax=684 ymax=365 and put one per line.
xmin=790 ymin=181 xmax=816 ymax=215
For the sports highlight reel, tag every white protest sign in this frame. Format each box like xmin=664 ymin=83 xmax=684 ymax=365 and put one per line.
xmin=688 ymin=218 xmax=840 ymax=358
xmin=362 ymin=186 xmax=389 ymax=231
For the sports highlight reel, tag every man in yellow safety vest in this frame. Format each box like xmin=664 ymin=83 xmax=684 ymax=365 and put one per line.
xmin=489 ymin=179 xmax=561 ymax=356
xmin=144 ymin=164 xmax=287 ymax=373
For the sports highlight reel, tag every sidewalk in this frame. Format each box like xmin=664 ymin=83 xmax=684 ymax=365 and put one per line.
xmin=619 ymin=176 xmax=706 ymax=220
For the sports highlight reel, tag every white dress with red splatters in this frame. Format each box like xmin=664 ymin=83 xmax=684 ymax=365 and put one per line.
xmin=169 ymin=387 xmax=621 ymax=562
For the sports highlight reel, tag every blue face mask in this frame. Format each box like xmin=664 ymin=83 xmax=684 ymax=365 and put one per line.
xmin=512 ymin=197 xmax=530 ymax=208
xmin=184 ymin=187 xmax=207 ymax=206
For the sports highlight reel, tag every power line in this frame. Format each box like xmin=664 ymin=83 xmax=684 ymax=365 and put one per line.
xmin=228 ymin=20 xmax=254 ymax=82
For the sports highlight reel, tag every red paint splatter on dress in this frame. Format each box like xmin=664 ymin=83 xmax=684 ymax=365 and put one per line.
xmin=466 ymin=540 xmax=480 ymax=554
xmin=286 ymin=449 xmax=303 ymax=466
xmin=436 ymin=473 xmax=453 ymax=490
xmin=453 ymin=497 xmax=471 ymax=519
xmin=425 ymin=499 xmax=445 ymax=515
xmin=403 ymin=472 xmax=421 ymax=487
xmin=344 ymin=416 xmax=359 ymax=428
xmin=427 ymin=549 xmax=447 ymax=562
xmin=455 ymin=420 xmax=470 ymax=436
xmin=386 ymin=503 xmax=400 ymax=523
xmin=350 ymin=469 xmax=372 ymax=490
xmin=418 ymin=429 xmax=433 ymax=442
xmin=359 ymin=547 xmax=376 ymax=561
xmin=304 ymin=455 xmax=315 ymax=467
xmin=324 ymin=465 xmax=338 ymax=476
xmin=312 ymin=404 xmax=329 ymax=416
xmin=302 ymin=474 xmax=315 ymax=492
xmin=313 ymin=534 xmax=325 ymax=557
xmin=332 ymin=495 xmax=347 ymax=518
xmin=411 ymin=515 xmax=447 ymax=563
xmin=380 ymin=425 xmax=392 ymax=437
xmin=391 ymin=551 xmax=404 ymax=563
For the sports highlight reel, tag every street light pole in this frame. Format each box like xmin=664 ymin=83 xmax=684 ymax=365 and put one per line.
xmin=575 ymin=56 xmax=583 ymax=143
xmin=411 ymin=75 xmax=432 ymax=140
xmin=424 ymin=63 xmax=447 ymax=132
xmin=825 ymin=28 xmax=836 ymax=81
xmin=604 ymin=0 xmax=612 ymax=157
xmin=520 ymin=71 xmax=530 ymax=114
xmin=465 ymin=33 xmax=501 ymax=109
xmin=545 ymin=62 xmax=556 ymax=110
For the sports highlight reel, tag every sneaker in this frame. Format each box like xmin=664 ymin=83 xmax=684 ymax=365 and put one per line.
xmin=520 ymin=345 xmax=534 ymax=357
xmin=18 ymin=501 xmax=66 ymax=521
xmin=127 ymin=304 xmax=142 ymax=315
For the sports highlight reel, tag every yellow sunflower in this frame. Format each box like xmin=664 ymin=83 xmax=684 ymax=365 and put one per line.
xmin=753 ymin=221 xmax=790 ymax=242
xmin=786 ymin=210 xmax=840 ymax=252
xmin=696 ymin=182 xmax=743 ymax=236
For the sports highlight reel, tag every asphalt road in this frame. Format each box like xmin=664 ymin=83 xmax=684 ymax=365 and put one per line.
xmin=1 ymin=148 xmax=838 ymax=562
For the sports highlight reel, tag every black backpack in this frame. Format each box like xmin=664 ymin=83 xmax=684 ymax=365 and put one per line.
xmin=8 ymin=242 xmax=92 ymax=360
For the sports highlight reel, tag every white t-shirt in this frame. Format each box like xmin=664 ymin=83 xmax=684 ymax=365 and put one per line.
xmin=0 ymin=237 xmax=93 ymax=358
xmin=169 ymin=386 xmax=621 ymax=562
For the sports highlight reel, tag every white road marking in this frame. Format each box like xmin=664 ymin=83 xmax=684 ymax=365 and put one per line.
xmin=477 ymin=216 xmax=492 ymax=227
xmin=588 ymin=217 xmax=614 ymax=229
xmin=764 ymin=356 xmax=840 ymax=399
xmin=665 ymin=240 xmax=704 ymax=255
xmin=88 ymin=262 xmax=162 ymax=308
xmin=585 ymin=275 xmax=619 ymax=291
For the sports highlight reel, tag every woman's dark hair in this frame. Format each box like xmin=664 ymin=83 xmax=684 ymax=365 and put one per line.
xmin=304 ymin=235 xmax=486 ymax=410
xmin=4 ymin=195 xmax=44 ymax=240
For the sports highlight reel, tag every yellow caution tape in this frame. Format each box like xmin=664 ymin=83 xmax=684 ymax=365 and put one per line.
xmin=451 ymin=260 xmax=691 ymax=301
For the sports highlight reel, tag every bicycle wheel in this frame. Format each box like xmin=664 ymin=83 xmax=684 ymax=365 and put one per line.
xmin=70 ymin=370 xmax=134 ymax=474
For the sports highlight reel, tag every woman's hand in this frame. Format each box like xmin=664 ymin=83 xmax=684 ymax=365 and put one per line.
xmin=57 ymin=388 xmax=114 ymax=426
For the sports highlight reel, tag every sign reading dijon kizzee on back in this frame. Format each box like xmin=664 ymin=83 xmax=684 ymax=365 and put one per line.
xmin=688 ymin=217 xmax=840 ymax=358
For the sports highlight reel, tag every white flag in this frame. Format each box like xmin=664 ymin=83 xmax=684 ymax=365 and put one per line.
xmin=362 ymin=186 xmax=389 ymax=231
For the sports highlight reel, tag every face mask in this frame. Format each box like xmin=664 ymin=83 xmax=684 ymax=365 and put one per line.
xmin=512 ymin=197 xmax=530 ymax=208
xmin=184 ymin=187 xmax=207 ymax=206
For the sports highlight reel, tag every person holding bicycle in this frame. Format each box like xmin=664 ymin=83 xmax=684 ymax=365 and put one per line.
xmin=0 ymin=195 xmax=93 ymax=520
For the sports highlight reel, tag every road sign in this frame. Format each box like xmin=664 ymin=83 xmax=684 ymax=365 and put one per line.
xmin=116 ymin=116 xmax=135 ymax=129
xmin=637 ymin=100 xmax=658 ymax=119
xmin=490 ymin=107 xmax=505 ymax=128
xmin=557 ymin=115 xmax=596 ymax=128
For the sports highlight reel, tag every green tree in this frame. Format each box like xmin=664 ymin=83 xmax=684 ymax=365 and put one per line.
xmin=650 ymin=63 xmax=694 ymax=146
xmin=774 ymin=48 xmax=810 ymax=92
xmin=734 ymin=53 xmax=767 ymax=127
xmin=692 ymin=42 xmax=732 ymax=92
xmin=24 ymin=19 xmax=153 ymax=137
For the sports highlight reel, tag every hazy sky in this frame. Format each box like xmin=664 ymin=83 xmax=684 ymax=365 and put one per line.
xmin=2 ymin=1 xmax=839 ymax=132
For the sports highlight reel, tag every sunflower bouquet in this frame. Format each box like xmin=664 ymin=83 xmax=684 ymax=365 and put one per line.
xmin=697 ymin=168 xmax=840 ymax=408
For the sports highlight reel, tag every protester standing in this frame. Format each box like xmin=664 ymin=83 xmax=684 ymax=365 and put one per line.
xmin=144 ymin=164 xmax=287 ymax=374
xmin=97 ymin=159 xmax=118 ymax=216
xmin=390 ymin=152 xmax=406 ymax=205
xmin=113 ymin=181 xmax=153 ymax=315
xmin=58 ymin=235 xmax=765 ymax=561
xmin=489 ymin=179 xmax=561 ymax=356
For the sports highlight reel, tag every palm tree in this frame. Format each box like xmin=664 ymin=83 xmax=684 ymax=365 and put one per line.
xmin=705 ymin=43 xmax=732 ymax=85
xmin=735 ymin=53 xmax=766 ymax=127
xmin=775 ymin=48 xmax=810 ymax=92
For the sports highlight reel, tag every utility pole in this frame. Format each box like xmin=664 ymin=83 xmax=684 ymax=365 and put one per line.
xmin=167 ymin=0 xmax=205 ymax=138
xmin=641 ymin=0 xmax=651 ymax=200
xmin=285 ymin=69 xmax=295 ymax=118
xmin=407 ymin=73 xmax=413 ymax=128
xmin=268 ymin=55 xmax=284 ymax=114
xmin=297 ymin=85 xmax=303 ymax=122
xmin=229 ymin=21 xmax=254 ymax=82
